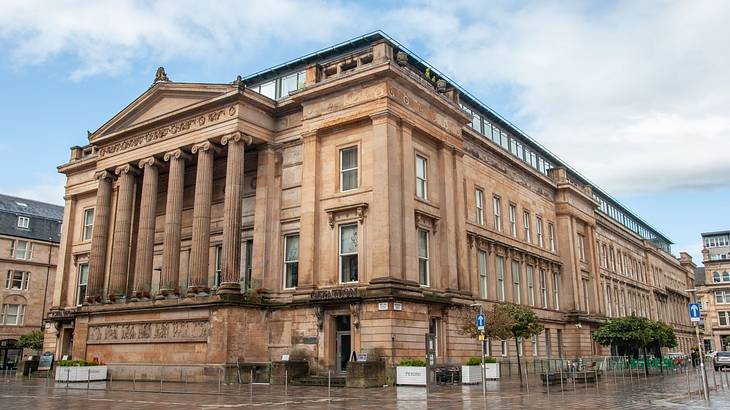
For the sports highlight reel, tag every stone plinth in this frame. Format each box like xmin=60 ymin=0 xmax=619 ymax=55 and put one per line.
xmin=346 ymin=360 xmax=386 ymax=388
xmin=270 ymin=361 xmax=308 ymax=385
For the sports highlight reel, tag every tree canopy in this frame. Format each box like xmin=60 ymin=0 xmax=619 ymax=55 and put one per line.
xmin=16 ymin=330 xmax=44 ymax=351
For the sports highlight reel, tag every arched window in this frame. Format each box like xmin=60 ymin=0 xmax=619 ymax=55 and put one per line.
xmin=724 ymin=271 xmax=730 ymax=283
xmin=714 ymin=272 xmax=721 ymax=283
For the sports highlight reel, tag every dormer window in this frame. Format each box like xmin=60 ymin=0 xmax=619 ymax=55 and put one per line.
xmin=17 ymin=216 xmax=29 ymax=229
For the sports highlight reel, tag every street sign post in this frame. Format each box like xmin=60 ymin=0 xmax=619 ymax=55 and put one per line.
xmin=689 ymin=303 xmax=701 ymax=323
xmin=476 ymin=314 xmax=485 ymax=331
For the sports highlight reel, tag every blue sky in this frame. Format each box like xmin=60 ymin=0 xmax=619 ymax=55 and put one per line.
xmin=0 ymin=0 xmax=728 ymax=264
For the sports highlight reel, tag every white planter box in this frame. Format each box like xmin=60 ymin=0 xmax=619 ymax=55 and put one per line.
xmin=55 ymin=366 xmax=108 ymax=382
xmin=461 ymin=365 xmax=481 ymax=384
xmin=485 ymin=363 xmax=499 ymax=379
xmin=396 ymin=366 xmax=427 ymax=386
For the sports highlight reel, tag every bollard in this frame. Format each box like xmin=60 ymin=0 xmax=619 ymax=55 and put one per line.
xmin=328 ymin=370 xmax=331 ymax=401
xmin=133 ymin=369 xmax=136 ymax=391
xmin=109 ymin=372 xmax=112 ymax=391
xmin=687 ymin=364 xmax=692 ymax=399
xmin=558 ymin=363 xmax=563 ymax=392
xmin=285 ymin=369 xmax=288 ymax=397
xmin=218 ymin=368 xmax=222 ymax=393
xmin=87 ymin=368 xmax=91 ymax=391
xmin=161 ymin=367 xmax=164 ymax=393
xmin=250 ymin=369 xmax=253 ymax=400
xmin=66 ymin=368 xmax=70 ymax=390
xmin=712 ymin=365 xmax=718 ymax=390
xmin=524 ymin=365 xmax=529 ymax=393
xmin=545 ymin=367 xmax=549 ymax=395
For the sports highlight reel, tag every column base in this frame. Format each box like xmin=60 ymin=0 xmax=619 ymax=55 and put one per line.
xmin=186 ymin=286 xmax=211 ymax=297
xmin=217 ymin=282 xmax=241 ymax=295
xmin=105 ymin=294 xmax=127 ymax=304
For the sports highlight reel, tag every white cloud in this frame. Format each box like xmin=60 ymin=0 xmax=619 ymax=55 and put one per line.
xmin=1 ymin=0 xmax=728 ymax=194
xmin=0 ymin=173 xmax=65 ymax=205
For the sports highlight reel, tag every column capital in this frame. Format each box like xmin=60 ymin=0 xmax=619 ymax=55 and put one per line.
xmin=138 ymin=156 xmax=163 ymax=169
xmin=114 ymin=163 xmax=141 ymax=176
xmin=301 ymin=130 xmax=318 ymax=141
xmin=221 ymin=131 xmax=252 ymax=146
xmin=163 ymin=148 xmax=192 ymax=162
xmin=191 ymin=140 xmax=221 ymax=155
xmin=369 ymin=109 xmax=401 ymax=123
xmin=94 ymin=169 xmax=115 ymax=181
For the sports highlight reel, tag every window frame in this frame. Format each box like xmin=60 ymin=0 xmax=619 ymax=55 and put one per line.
xmin=512 ymin=260 xmax=521 ymax=304
xmin=12 ymin=240 xmax=32 ymax=260
xmin=17 ymin=216 xmax=30 ymax=229
xmin=339 ymin=223 xmax=359 ymax=283
xmin=418 ymin=228 xmax=430 ymax=287
xmin=536 ymin=216 xmax=544 ymax=247
xmin=1 ymin=303 xmax=25 ymax=326
xmin=577 ymin=233 xmax=586 ymax=261
xmin=497 ymin=255 xmax=505 ymax=302
xmin=539 ymin=269 xmax=548 ymax=308
xmin=523 ymin=210 xmax=531 ymax=242
xmin=82 ymin=208 xmax=95 ymax=241
xmin=548 ymin=223 xmax=556 ymax=252
xmin=76 ymin=262 xmax=89 ymax=306
xmin=283 ymin=234 xmax=300 ymax=289
xmin=339 ymin=146 xmax=359 ymax=192
xmin=527 ymin=265 xmax=535 ymax=306
xmin=552 ymin=272 xmax=560 ymax=310
xmin=478 ymin=250 xmax=488 ymax=299
xmin=508 ymin=204 xmax=517 ymax=237
xmin=415 ymin=154 xmax=428 ymax=200
xmin=493 ymin=196 xmax=502 ymax=232
xmin=475 ymin=188 xmax=484 ymax=225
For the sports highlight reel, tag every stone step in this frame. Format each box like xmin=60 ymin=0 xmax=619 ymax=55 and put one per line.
xmin=291 ymin=375 xmax=346 ymax=387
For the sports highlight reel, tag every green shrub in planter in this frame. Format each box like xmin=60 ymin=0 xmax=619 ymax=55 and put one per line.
xmin=484 ymin=356 xmax=497 ymax=364
xmin=466 ymin=357 xmax=481 ymax=366
xmin=399 ymin=358 xmax=426 ymax=367
xmin=57 ymin=359 xmax=101 ymax=367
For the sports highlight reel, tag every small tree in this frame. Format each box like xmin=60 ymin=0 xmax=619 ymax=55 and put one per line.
xmin=499 ymin=304 xmax=543 ymax=387
xmin=593 ymin=315 xmax=657 ymax=376
xmin=648 ymin=320 xmax=677 ymax=374
xmin=16 ymin=330 xmax=44 ymax=352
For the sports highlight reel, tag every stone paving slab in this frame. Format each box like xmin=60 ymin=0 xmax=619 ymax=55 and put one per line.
xmin=2 ymin=370 xmax=730 ymax=409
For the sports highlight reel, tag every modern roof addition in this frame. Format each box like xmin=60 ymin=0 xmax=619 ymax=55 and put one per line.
xmin=0 ymin=193 xmax=64 ymax=243
xmin=239 ymin=30 xmax=674 ymax=253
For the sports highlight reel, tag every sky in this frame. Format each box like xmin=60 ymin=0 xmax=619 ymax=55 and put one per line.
xmin=0 ymin=0 xmax=727 ymax=264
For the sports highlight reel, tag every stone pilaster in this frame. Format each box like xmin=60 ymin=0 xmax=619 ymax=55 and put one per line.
xmin=132 ymin=157 xmax=161 ymax=300
xmin=297 ymin=130 xmax=318 ymax=289
xmin=159 ymin=149 xmax=190 ymax=298
xmin=188 ymin=141 xmax=218 ymax=296
xmin=218 ymin=132 xmax=250 ymax=295
xmin=86 ymin=170 xmax=114 ymax=304
xmin=108 ymin=164 xmax=139 ymax=302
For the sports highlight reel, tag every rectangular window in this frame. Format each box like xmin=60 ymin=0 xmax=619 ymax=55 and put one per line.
xmin=552 ymin=272 xmax=560 ymax=310
xmin=557 ymin=329 xmax=564 ymax=358
xmin=82 ymin=208 xmax=94 ymax=241
xmin=17 ymin=216 xmax=29 ymax=229
xmin=478 ymin=250 xmax=488 ymax=299
xmin=415 ymin=155 xmax=428 ymax=200
xmin=539 ymin=269 xmax=548 ymax=308
xmin=284 ymin=234 xmax=299 ymax=289
xmin=719 ymin=312 xmax=730 ymax=327
xmin=548 ymin=223 xmax=556 ymax=252
xmin=527 ymin=265 xmax=535 ymax=306
xmin=12 ymin=240 xmax=32 ymax=260
xmin=605 ymin=283 xmax=613 ymax=317
xmin=716 ymin=291 xmax=729 ymax=304
xmin=418 ymin=229 xmax=430 ymax=286
xmin=545 ymin=329 xmax=552 ymax=358
xmin=475 ymin=189 xmax=484 ymax=225
xmin=1 ymin=304 xmax=25 ymax=325
xmin=501 ymin=340 xmax=508 ymax=357
xmin=531 ymin=335 xmax=538 ymax=356
xmin=512 ymin=261 xmax=521 ymax=304
xmin=582 ymin=279 xmax=590 ymax=314
xmin=497 ymin=256 xmax=505 ymax=302
xmin=76 ymin=263 xmax=89 ymax=306
xmin=244 ymin=239 xmax=253 ymax=290
xmin=493 ymin=197 xmax=502 ymax=232
xmin=614 ymin=288 xmax=620 ymax=317
xmin=340 ymin=147 xmax=358 ymax=191
xmin=517 ymin=337 xmax=523 ymax=356
xmin=508 ymin=204 xmax=517 ymax=237
xmin=577 ymin=234 xmax=586 ymax=261
xmin=340 ymin=224 xmax=359 ymax=283
xmin=6 ymin=271 xmax=29 ymax=290
xmin=523 ymin=210 xmax=531 ymax=242
xmin=536 ymin=217 xmax=543 ymax=247
xmin=214 ymin=245 xmax=222 ymax=287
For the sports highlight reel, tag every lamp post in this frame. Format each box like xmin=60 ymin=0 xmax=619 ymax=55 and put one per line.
xmin=686 ymin=288 xmax=710 ymax=402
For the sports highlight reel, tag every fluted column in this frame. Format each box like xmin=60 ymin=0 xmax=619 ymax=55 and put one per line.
xmin=132 ymin=157 xmax=161 ymax=300
xmin=86 ymin=170 xmax=114 ymax=304
xmin=108 ymin=164 xmax=139 ymax=302
xmin=218 ymin=132 xmax=250 ymax=295
xmin=159 ymin=149 xmax=190 ymax=298
xmin=188 ymin=141 xmax=218 ymax=296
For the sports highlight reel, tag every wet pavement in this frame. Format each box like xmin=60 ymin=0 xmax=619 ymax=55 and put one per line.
xmin=1 ymin=368 xmax=730 ymax=409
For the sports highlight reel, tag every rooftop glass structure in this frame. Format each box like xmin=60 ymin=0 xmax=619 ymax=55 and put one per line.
xmin=240 ymin=31 xmax=673 ymax=254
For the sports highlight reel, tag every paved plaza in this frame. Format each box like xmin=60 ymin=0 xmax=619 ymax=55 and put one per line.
xmin=2 ymin=369 xmax=730 ymax=409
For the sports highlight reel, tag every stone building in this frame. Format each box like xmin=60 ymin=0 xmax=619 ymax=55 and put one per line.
xmin=0 ymin=194 xmax=62 ymax=370
xmin=696 ymin=230 xmax=730 ymax=352
xmin=45 ymin=32 xmax=694 ymax=377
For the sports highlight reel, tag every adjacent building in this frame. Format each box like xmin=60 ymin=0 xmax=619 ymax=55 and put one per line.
xmin=0 ymin=194 xmax=62 ymax=370
xmin=44 ymin=32 xmax=694 ymax=378
xmin=696 ymin=231 xmax=730 ymax=352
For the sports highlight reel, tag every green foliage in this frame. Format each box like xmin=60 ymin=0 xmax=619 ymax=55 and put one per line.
xmin=57 ymin=359 xmax=100 ymax=367
xmin=399 ymin=358 xmax=426 ymax=367
xmin=466 ymin=357 xmax=482 ymax=366
xmin=499 ymin=304 xmax=544 ymax=340
xmin=484 ymin=356 xmax=497 ymax=364
xmin=593 ymin=315 xmax=677 ymax=352
xmin=16 ymin=330 xmax=44 ymax=350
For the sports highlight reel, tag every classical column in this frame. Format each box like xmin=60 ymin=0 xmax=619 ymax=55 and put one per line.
xmin=159 ymin=149 xmax=190 ymax=298
xmin=86 ymin=170 xmax=114 ymax=304
xmin=218 ymin=132 xmax=250 ymax=295
xmin=108 ymin=164 xmax=139 ymax=302
xmin=132 ymin=157 xmax=161 ymax=300
xmin=188 ymin=141 xmax=218 ymax=296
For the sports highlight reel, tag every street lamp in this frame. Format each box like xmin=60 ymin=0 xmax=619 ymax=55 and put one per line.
xmin=685 ymin=288 xmax=710 ymax=402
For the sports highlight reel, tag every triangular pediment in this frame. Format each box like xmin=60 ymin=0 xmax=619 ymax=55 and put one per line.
xmin=91 ymin=82 xmax=236 ymax=141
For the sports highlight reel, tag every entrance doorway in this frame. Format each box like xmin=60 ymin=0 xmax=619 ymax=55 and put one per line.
xmin=335 ymin=315 xmax=351 ymax=373
xmin=0 ymin=339 xmax=20 ymax=370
